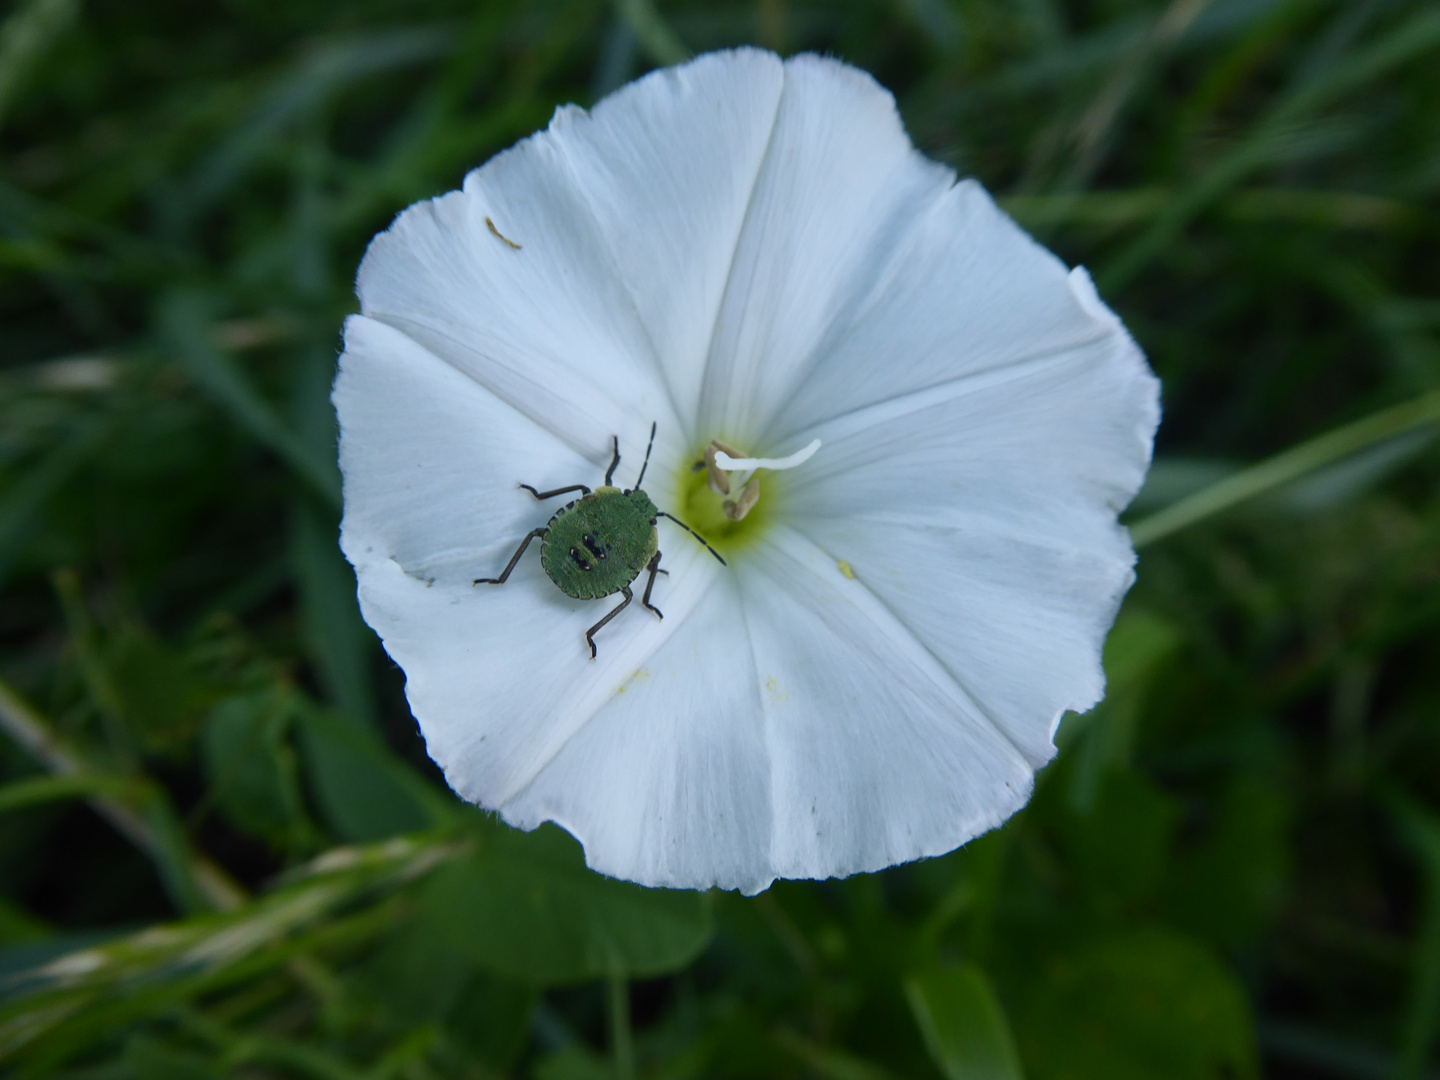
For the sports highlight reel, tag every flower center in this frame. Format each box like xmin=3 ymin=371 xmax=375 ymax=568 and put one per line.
xmin=676 ymin=436 xmax=821 ymax=555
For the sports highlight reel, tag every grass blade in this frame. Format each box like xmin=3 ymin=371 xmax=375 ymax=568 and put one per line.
xmin=1130 ymin=389 xmax=1440 ymax=547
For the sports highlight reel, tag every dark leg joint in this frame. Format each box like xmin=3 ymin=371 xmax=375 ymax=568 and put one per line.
xmin=475 ymin=528 xmax=546 ymax=585
xmin=585 ymin=586 xmax=632 ymax=659
xmin=641 ymin=552 xmax=664 ymax=620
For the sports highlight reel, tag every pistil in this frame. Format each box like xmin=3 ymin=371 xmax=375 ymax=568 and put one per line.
xmin=700 ymin=437 xmax=822 ymax=522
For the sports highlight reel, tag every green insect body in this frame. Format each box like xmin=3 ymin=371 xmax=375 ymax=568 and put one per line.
xmin=475 ymin=424 xmax=724 ymax=659
xmin=539 ymin=487 xmax=658 ymax=600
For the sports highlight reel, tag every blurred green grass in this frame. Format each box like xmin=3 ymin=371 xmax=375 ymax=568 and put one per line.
xmin=1 ymin=0 xmax=1438 ymax=1077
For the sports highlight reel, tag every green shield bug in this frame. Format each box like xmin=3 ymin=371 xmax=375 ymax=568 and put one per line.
xmin=474 ymin=423 xmax=725 ymax=659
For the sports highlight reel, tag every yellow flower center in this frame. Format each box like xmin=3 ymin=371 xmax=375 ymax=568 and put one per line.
xmin=674 ymin=436 xmax=820 ymax=557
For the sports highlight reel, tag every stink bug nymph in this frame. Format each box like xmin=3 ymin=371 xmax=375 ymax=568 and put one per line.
xmin=474 ymin=423 xmax=725 ymax=659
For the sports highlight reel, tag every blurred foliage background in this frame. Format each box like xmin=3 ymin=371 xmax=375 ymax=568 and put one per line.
xmin=1 ymin=0 xmax=1438 ymax=1077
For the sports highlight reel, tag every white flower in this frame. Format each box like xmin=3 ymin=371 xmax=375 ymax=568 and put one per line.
xmin=333 ymin=48 xmax=1159 ymax=894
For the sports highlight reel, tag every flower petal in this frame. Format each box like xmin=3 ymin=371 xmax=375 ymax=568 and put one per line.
xmin=697 ymin=53 xmax=956 ymax=445
xmin=784 ymin=306 xmax=1158 ymax=765
xmin=774 ymin=189 xmax=1132 ymax=439
xmin=502 ymin=524 xmax=1034 ymax=894
xmin=500 ymin=575 xmax=774 ymax=894
xmin=548 ymin=48 xmax=785 ymax=431
xmin=335 ymin=49 xmax=793 ymax=874
xmin=357 ymin=126 xmax=668 ymax=463
xmin=743 ymin=526 xmax=1034 ymax=884
xmin=693 ymin=56 xmax=1138 ymax=456
xmin=336 ymin=315 xmax=592 ymax=582
xmin=357 ymin=48 xmax=787 ymax=455
xmin=335 ymin=314 xmax=724 ymax=809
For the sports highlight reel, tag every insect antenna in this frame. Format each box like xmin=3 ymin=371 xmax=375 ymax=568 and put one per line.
xmin=656 ymin=511 xmax=726 ymax=566
xmin=633 ymin=422 xmax=657 ymax=490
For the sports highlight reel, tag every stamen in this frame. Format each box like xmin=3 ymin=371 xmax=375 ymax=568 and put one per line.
xmin=723 ymin=478 xmax=761 ymax=521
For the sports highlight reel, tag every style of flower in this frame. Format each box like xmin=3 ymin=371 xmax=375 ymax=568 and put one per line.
xmin=333 ymin=48 xmax=1160 ymax=894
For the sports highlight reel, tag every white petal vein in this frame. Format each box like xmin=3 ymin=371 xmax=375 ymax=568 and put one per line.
xmin=766 ymin=524 xmax=1031 ymax=769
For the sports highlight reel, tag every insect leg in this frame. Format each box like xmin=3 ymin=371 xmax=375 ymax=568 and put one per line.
xmin=520 ymin=483 xmax=590 ymax=500
xmin=585 ymin=586 xmax=632 ymax=660
xmin=473 ymin=528 xmax=546 ymax=585
xmin=640 ymin=552 xmax=664 ymax=620
xmin=603 ymin=435 xmax=621 ymax=486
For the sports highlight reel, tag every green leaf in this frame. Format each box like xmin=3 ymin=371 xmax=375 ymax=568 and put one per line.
xmin=1060 ymin=608 xmax=1181 ymax=810
xmin=1056 ymin=769 xmax=1181 ymax=913
xmin=1099 ymin=609 xmax=1184 ymax=692
xmin=0 ymin=0 xmax=79 ymax=132
xmin=0 ymin=415 xmax=108 ymax=590
xmin=446 ymin=974 xmax=536 ymax=1071
xmin=1387 ymin=796 xmax=1440 ymax=1080
xmin=0 ymin=929 xmax=120 ymax=990
xmin=295 ymin=704 xmax=442 ymax=842
xmin=176 ymin=27 xmax=456 ymax=222
xmin=122 ymin=1035 xmax=220 ymax=1080
xmin=0 ymin=897 xmax=48 ymax=949
xmin=1165 ymin=776 xmax=1291 ymax=947
xmin=107 ymin=625 xmax=218 ymax=756
xmin=616 ymin=0 xmax=688 ymax=66
xmin=0 ymin=774 xmax=143 ymax=814
xmin=1129 ymin=389 xmax=1440 ymax=547
xmin=289 ymin=498 xmax=377 ymax=730
xmin=534 ymin=1045 xmax=615 ymax=1080
xmin=359 ymin=903 xmax=476 ymax=1022
xmin=905 ymin=964 xmax=1024 ymax=1080
xmin=0 ymin=836 xmax=459 ymax=1066
xmin=200 ymin=690 xmax=309 ymax=847
xmin=773 ymin=1029 xmax=902 ymax=1080
xmin=406 ymin=821 xmax=713 ymax=986
xmin=158 ymin=289 xmax=338 ymax=505
xmin=1017 ymin=929 xmax=1257 ymax=1080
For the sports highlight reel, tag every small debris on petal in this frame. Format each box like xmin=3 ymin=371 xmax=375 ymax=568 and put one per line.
xmin=485 ymin=216 xmax=522 ymax=249
xmin=837 ymin=560 xmax=855 ymax=579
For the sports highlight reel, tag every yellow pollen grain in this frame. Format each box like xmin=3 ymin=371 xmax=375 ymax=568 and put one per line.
xmin=614 ymin=667 xmax=651 ymax=695
xmin=837 ymin=560 xmax=855 ymax=579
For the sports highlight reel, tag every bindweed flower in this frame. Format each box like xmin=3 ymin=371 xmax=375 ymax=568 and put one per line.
xmin=334 ymin=49 xmax=1159 ymax=894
